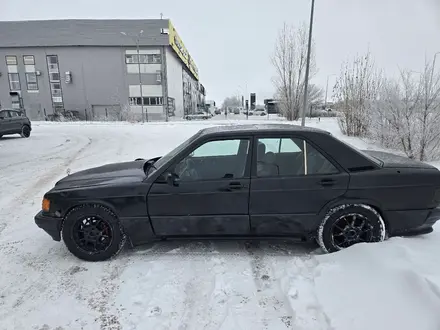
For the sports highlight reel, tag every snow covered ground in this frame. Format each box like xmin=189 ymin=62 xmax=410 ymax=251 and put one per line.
xmin=1 ymin=117 xmax=440 ymax=330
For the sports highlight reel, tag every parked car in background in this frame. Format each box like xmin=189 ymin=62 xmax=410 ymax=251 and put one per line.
xmin=185 ymin=111 xmax=212 ymax=120
xmin=0 ymin=109 xmax=32 ymax=139
xmin=255 ymin=109 xmax=267 ymax=116
xmin=35 ymin=124 xmax=440 ymax=261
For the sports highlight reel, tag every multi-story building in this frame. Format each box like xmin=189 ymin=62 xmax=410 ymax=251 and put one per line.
xmin=0 ymin=19 xmax=204 ymax=121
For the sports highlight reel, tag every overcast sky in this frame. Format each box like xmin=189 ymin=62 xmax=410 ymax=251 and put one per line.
xmin=2 ymin=0 xmax=440 ymax=104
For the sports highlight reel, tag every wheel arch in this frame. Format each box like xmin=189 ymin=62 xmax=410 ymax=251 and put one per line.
xmin=317 ymin=197 xmax=389 ymax=232
xmin=61 ymin=200 xmax=120 ymax=228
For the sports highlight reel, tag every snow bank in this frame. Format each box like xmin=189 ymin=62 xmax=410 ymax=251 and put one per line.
xmin=310 ymin=236 xmax=440 ymax=330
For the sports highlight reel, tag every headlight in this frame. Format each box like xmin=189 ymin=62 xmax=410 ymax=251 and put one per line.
xmin=42 ymin=198 xmax=51 ymax=212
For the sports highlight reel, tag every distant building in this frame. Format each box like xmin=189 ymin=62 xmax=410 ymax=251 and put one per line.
xmin=264 ymin=98 xmax=280 ymax=114
xmin=0 ymin=19 xmax=205 ymax=121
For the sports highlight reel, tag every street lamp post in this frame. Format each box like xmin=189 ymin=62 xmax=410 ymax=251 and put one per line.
xmin=121 ymin=30 xmax=147 ymax=123
xmin=324 ymin=74 xmax=337 ymax=111
xmin=238 ymin=83 xmax=248 ymax=119
xmin=301 ymin=0 xmax=316 ymax=127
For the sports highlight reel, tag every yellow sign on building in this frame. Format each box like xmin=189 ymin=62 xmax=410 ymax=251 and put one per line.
xmin=168 ymin=20 xmax=199 ymax=81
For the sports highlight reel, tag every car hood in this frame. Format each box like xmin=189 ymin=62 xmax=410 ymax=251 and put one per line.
xmin=362 ymin=150 xmax=437 ymax=170
xmin=54 ymin=160 xmax=146 ymax=190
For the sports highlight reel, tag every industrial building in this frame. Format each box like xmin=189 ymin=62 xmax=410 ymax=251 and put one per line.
xmin=0 ymin=19 xmax=206 ymax=121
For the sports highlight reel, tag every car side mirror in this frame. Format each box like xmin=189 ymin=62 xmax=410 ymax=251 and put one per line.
xmin=166 ymin=172 xmax=180 ymax=186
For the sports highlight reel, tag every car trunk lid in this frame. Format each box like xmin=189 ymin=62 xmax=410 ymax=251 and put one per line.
xmin=362 ymin=150 xmax=437 ymax=170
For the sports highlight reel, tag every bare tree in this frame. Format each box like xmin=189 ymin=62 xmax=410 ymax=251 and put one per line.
xmin=368 ymin=60 xmax=440 ymax=161
xmin=369 ymin=71 xmax=422 ymax=158
xmin=271 ymin=23 xmax=317 ymax=121
xmin=334 ymin=52 xmax=382 ymax=137
xmin=418 ymin=59 xmax=440 ymax=160
xmin=222 ymin=96 xmax=241 ymax=109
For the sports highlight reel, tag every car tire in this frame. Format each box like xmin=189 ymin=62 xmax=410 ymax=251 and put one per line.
xmin=20 ymin=125 xmax=31 ymax=138
xmin=317 ymin=204 xmax=386 ymax=253
xmin=62 ymin=204 xmax=126 ymax=261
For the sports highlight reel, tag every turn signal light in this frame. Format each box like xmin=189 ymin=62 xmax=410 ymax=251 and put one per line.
xmin=42 ymin=198 xmax=50 ymax=212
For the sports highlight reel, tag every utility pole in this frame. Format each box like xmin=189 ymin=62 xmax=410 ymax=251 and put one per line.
xmin=301 ymin=0 xmax=315 ymax=127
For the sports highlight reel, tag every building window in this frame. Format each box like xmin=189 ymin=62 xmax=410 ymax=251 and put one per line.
xmin=6 ymin=56 xmax=17 ymax=65
xmin=46 ymin=55 xmax=64 ymax=110
xmin=25 ymin=73 xmax=38 ymax=90
xmin=129 ymin=97 xmax=163 ymax=106
xmin=50 ymin=72 xmax=60 ymax=81
xmin=125 ymin=54 xmax=161 ymax=64
xmin=23 ymin=55 xmax=39 ymax=91
xmin=8 ymin=73 xmax=21 ymax=90
xmin=23 ymin=55 xmax=35 ymax=65
xmin=6 ymin=56 xmax=20 ymax=91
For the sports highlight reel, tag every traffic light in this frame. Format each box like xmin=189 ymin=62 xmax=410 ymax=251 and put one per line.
xmin=245 ymin=100 xmax=249 ymax=110
xmin=250 ymin=93 xmax=256 ymax=110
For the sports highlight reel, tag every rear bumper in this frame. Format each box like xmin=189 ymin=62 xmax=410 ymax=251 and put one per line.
xmin=389 ymin=207 xmax=440 ymax=237
xmin=34 ymin=211 xmax=62 ymax=241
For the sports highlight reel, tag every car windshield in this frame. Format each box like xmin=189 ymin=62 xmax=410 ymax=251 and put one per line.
xmin=146 ymin=131 xmax=202 ymax=176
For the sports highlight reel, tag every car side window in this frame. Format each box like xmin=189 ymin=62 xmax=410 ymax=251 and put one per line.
xmin=256 ymin=137 xmax=338 ymax=177
xmin=173 ymin=139 xmax=250 ymax=181
xmin=0 ymin=111 xmax=11 ymax=119
xmin=9 ymin=111 xmax=18 ymax=117
xmin=306 ymin=142 xmax=339 ymax=175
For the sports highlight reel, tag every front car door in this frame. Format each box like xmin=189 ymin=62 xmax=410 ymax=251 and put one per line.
xmin=0 ymin=110 xmax=12 ymax=135
xmin=249 ymin=134 xmax=349 ymax=237
xmin=147 ymin=136 xmax=252 ymax=237
xmin=8 ymin=110 xmax=22 ymax=131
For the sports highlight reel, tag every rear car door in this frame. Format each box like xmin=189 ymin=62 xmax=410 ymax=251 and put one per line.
xmin=0 ymin=110 xmax=12 ymax=134
xmin=249 ymin=135 xmax=349 ymax=236
xmin=147 ymin=137 xmax=252 ymax=237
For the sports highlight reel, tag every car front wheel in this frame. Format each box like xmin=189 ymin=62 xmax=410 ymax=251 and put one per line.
xmin=62 ymin=204 xmax=125 ymax=261
xmin=20 ymin=125 xmax=31 ymax=138
xmin=317 ymin=204 xmax=386 ymax=253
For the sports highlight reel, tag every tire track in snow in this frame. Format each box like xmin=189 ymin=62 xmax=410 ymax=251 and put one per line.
xmin=87 ymin=259 xmax=129 ymax=330
xmin=0 ymin=137 xmax=92 ymax=236
xmin=244 ymin=241 xmax=295 ymax=329
xmin=278 ymin=255 xmax=334 ymax=330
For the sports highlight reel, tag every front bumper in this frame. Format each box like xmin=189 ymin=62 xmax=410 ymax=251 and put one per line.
xmin=35 ymin=211 xmax=62 ymax=241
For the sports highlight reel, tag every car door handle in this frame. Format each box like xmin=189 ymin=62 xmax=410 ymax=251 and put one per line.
xmin=219 ymin=182 xmax=245 ymax=192
xmin=229 ymin=182 xmax=244 ymax=189
xmin=319 ymin=179 xmax=335 ymax=187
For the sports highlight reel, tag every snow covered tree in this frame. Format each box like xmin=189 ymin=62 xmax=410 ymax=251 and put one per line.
xmin=222 ymin=96 xmax=241 ymax=109
xmin=334 ymin=52 xmax=382 ymax=137
xmin=271 ymin=23 xmax=317 ymax=121
xmin=369 ymin=60 xmax=440 ymax=161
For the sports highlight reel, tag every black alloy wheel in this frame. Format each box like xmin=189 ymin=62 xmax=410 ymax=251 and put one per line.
xmin=62 ymin=204 xmax=125 ymax=261
xmin=21 ymin=125 xmax=31 ymax=138
xmin=72 ymin=215 xmax=113 ymax=254
xmin=318 ymin=204 xmax=386 ymax=253
xmin=330 ymin=213 xmax=374 ymax=249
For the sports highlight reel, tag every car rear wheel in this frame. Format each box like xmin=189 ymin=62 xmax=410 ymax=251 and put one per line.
xmin=317 ymin=204 xmax=386 ymax=253
xmin=20 ymin=125 xmax=31 ymax=138
xmin=62 ymin=204 xmax=125 ymax=261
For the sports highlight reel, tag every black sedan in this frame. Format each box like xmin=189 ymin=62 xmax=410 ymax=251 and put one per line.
xmin=35 ymin=124 xmax=440 ymax=261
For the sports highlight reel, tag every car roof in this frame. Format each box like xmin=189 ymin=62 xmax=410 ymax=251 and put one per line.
xmin=199 ymin=124 xmax=330 ymax=136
